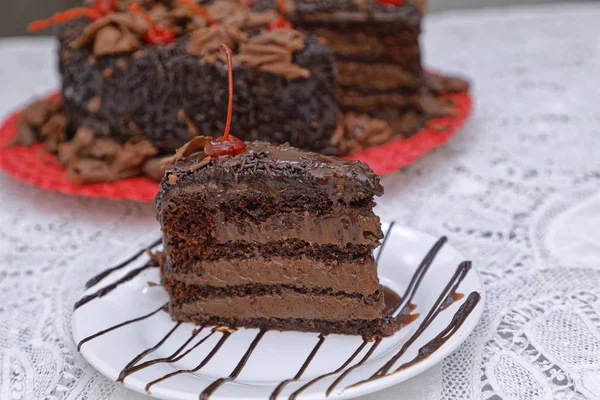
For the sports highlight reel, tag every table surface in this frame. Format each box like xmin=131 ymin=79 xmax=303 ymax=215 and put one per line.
xmin=1 ymin=3 xmax=600 ymax=400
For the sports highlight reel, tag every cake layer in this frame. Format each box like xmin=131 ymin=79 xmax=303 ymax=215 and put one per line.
xmin=163 ymin=283 xmax=385 ymax=321
xmin=336 ymin=62 xmax=422 ymax=92
xmin=56 ymin=20 xmax=338 ymax=154
xmin=168 ymin=314 xmax=402 ymax=337
xmin=163 ymin=255 xmax=379 ymax=296
xmin=163 ymin=237 xmax=375 ymax=265
xmin=211 ymin=211 xmax=381 ymax=245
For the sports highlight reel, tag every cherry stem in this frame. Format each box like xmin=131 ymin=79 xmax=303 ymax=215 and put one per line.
xmin=220 ymin=43 xmax=233 ymax=142
xmin=179 ymin=0 xmax=216 ymax=26
xmin=28 ymin=8 xmax=103 ymax=32
xmin=278 ymin=0 xmax=285 ymax=21
xmin=129 ymin=3 xmax=155 ymax=29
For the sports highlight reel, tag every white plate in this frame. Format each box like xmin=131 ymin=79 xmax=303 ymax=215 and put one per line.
xmin=72 ymin=223 xmax=485 ymax=400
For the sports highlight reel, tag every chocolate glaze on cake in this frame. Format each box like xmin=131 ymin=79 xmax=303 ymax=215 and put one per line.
xmin=155 ymin=140 xmax=406 ymax=337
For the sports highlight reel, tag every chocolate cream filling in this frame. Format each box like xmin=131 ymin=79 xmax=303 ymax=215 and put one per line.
xmin=164 ymin=255 xmax=379 ymax=296
xmin=212 ymin=211 xmax=381 ymax=245
xmin=170 ymin=288 xmax=385 ymax=321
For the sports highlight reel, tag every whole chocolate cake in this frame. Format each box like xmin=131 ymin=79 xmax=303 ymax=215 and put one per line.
xmin=15 ymin=0 xmax=468 ymax=184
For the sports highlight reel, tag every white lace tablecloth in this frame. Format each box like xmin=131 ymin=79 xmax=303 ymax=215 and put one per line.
xmin=2 ymin=3 xmax=600 ymax=399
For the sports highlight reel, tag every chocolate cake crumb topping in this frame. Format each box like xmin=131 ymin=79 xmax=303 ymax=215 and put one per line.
xmin=236 ymin=28 xmax=310 ymax=79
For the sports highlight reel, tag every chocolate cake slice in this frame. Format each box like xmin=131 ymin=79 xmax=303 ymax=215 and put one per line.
xmin=156 ymin=137 xmax=404 ymax=337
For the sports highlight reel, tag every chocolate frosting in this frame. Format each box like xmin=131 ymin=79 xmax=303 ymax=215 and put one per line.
xmin=165 ymin=255 xmax=379 ymax=296
xmin=159 ymin=141 xmax=384 ymax=208
xmin=71 ymin=14 xmax=147 ymax=56
xmin=331 ymin=112 xmax=394 ymax=154
xmin=187 ymin=24 xmax=246 ymax=62
xmin=174 ymin=288 xmax=384 ymax=321
xmin=206 ymin=0 xmax=278 ymax=29
xmin=236 ymin=29 xmax=310 ymax=79
xmin=11 ymin=98 xmax=62 ymax=147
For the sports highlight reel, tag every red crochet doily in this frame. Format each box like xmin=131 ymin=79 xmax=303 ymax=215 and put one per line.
xmin=0 ymin=91 xmax=471 ymax=202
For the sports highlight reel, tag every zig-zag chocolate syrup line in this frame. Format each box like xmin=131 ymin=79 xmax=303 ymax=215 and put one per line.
xmin=116 ymin=322 xmax=181 ymax=382
xmin=74 ymin=260 xmax=158 ymax=310
xmin=145 ymin=330 xmax=232 ymax=394
xmin=376 ymin=221 xmax=395 ymax=264
xmin=343 ymin=290 xmax=480 ymax=393
xmin=119 ymin=329 xmax=217 ymax=386
xmin=288 ymin=339 xmax=369 ymax=400
xmin=377 ymin=261 xmax=471 ymax=377
xmin=117 ymin=324 xmax=203 ymax=383
xmin=392 ymin=236 xmax=448 ymax=319
xmin=326 ymin=338 xmax=382 ymax=396
xmin=77 ymin=302 xmax=167 ymax=351
xmin=392 ymin=292 xmax=481 ymax=374
xmin=342 ymin=261 xmax=473 ymax=392
xmin=270 ymin=334 xmax=327 ymax=400
xmin=85 ymin=238 xmax=162 ymax=289
xmin=199 ymin=329 xmax=267 ymax=400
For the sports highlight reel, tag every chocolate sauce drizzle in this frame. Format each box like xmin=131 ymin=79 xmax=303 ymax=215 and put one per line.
xmin=74 ymin=259 xmax=158 ymax=310
xmin=200 ymin=329 xmax=267 ymax=400
xmin=344 ymin=260 xmax=475 ymax=391
xmin=287 ymin=339 xmax=368 ymax=400
xmin=270 ymin=334 xmax=327 ymax=399
xmin=116 ymin=322 xmax=181 ymax=382
xmin=117 ymin=324 xmax=205 ymax=383
xmin=77 ymin=302 xmax=167 ymax=351
xmin=85 ymin=238 xmax=162 ymax=289
xmin=326 ymin=338 xmax=382 ymax=396
xmin=391 ymin=236 xmax=447 ymax=319
xmin=73 ymin=222 xmax=482 ymax=399
xmin=376 ymin=221 xmax=395 ymax=264
xmin=145 ymin=329 xmax=232 ymax=394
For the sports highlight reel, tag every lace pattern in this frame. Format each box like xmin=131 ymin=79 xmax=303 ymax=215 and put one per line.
xmin=1 ymin=3 xmax=600 ymax=400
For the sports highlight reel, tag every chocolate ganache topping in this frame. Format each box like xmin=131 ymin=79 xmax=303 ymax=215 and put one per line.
xmin=158 ymin=140 xmax=384 ymax=208
xmin=235 ymin=29 xmax=310 ymax=79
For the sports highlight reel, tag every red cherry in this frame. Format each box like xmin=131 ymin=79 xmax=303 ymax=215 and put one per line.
xmin=267 ymin=17 xmax=293 ymax=31
xmin=378 ymin=0 xmax=405 ymax=5
xmin=93 ymin=0 xmax=117 ymax=14
xmin=204 ymin=136 xmax=247 ymax=157
xmin=267 ymin=0 xmax=293 ymax=31
xmin=144 ymin=26 xmax=177 ymax=45
xmin=130 ymin=3 xmax=177 ymax=45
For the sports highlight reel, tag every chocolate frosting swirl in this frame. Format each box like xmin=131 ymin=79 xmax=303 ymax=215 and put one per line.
xmin=331 ymin=112 xmax=394 ymax=154
xmin=207 ymin=0 xmax=277 ymax=29
xmin=236 ymin=29 xmax=310 ymax=79
xmin=70 ymin=13 xmax=147 ymax=56
xmin=187 ymin=24 xmax=246 ymax=62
